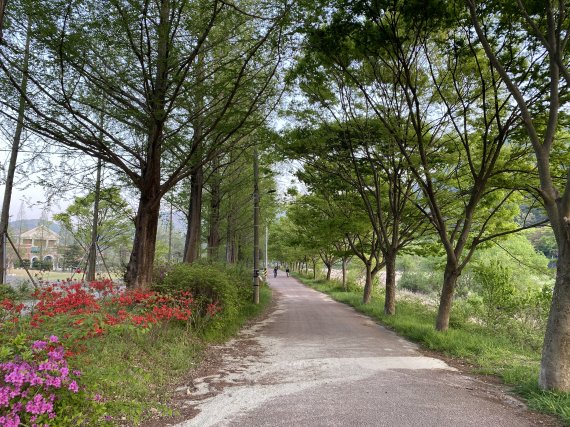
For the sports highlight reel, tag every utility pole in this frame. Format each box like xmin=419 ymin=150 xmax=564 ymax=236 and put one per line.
xmin=253 ymin=149 xmax=260 ymax=304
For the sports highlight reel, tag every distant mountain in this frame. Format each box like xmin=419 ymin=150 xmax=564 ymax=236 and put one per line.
xmin=7 ymin=219 xmax=62 ymax=235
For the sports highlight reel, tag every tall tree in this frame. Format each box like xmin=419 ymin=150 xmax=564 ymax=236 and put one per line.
xmin=466 ymin=0 xmax=570 ymax=391
xmin=0 ymin=17 xmax=30 ymax=283
xmin=285 ymin=118 xmax=425 ymax=314
xmin=298 ymin=0 xmax=541 ymax=329
xmin=0 ymin=0 xmax=288 ymax=288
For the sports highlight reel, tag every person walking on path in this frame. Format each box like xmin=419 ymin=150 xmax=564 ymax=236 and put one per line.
xmin=273 ymin=266 xmax=278 ymax=278
xmin=285 ymin=267 xmax=290 ymax=277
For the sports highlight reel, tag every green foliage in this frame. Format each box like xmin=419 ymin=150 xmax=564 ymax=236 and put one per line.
xmin=0 ymin=284 xmax=17 ymax=301
xmin=397 ymin=255 xmax=442 ymax=295
xmin=473 ymin=258 xmax=517 ymax=326
xmin=53 ymin=187 xmax=133 ymax=258
xmin=153 ymin=262 xmax=255 ymax=338
xmin=526 ymin=227 xmax=558 ymax=262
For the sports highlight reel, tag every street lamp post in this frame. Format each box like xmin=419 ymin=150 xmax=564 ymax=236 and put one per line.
xmin=253 ymin=149 xmax=260 ymax=304
xmin=253 ymin=149 xmax=276 ymax=304
xmin=265 ymin=225 xmax=268 ymax=273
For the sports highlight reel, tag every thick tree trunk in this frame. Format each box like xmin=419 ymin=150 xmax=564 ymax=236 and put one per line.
xmin=436 ymin=260 xmax=460 ymax=331
xmin=325 ymin=261 xmax=332 ymax=280
xmin=363 ymin=263 xmax=373 ymax=304
xmin=539 ymin=227 xmax=570 ymax=390
xmin=125 ymin=190 xmax=160 ymax=289
xmin=384 ymin=250 xmax=397 ymax=315
xmin=184 ymin=166 xmax=203 ymax=263
xmin=124 ymin=0 xmax=168 ymax=289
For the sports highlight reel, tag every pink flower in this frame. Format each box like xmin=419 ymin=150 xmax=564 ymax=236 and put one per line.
xmin=25 ymin=394 xmax=53 ymax=415
xmin=68 ymin=381 xmax=79 ymax=393
xmin=31 ymin=340 xmax=47 ymax=351
xmin=48 ymin=335 xmax=59 ymax=343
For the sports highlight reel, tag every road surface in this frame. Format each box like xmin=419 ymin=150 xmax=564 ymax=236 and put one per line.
xmin=173 ymin=275 xmax=559 ymax=426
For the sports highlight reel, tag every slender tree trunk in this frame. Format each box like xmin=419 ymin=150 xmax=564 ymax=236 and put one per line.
xmin=184 ymin=166 xmax=203 ymax=263
xmin=325 ymin=262 xmax=332 ymax=280
xmin=384 ymin=250 xmax=397 ymax=315
xmin=225 ymin=206 xmax=233 ymax=263
xmin=312 ymin=259 xmax=316 ymax=279
xmin=436 ymin=259 xmax=461 ymax=331
xmin=363 ymin=263 xmax=373 ymax=304
xmin=86 ymin=159 xmax=102 ymax=282
xmin=207 ymin=165 xmax=221 ymax=260
xmin=0 ymin=20 xmax=30 ymax=283
xmin=0 ymin=0 xmax=7 ymax=43
xmin=342 ymin=257 xmax=347 ymax=290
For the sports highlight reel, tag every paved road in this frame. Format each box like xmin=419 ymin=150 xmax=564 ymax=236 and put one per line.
xmin=175 ymin=275 xmax=558 ymax=426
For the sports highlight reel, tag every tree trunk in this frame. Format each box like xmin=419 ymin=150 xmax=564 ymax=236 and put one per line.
xmin=125 ymin=190 xmax=161 ymax=289
xmin=0 ymin=20 xmax=30 ymax=283
xmin=124 ymin=0 xmax=168 ymax=289
xmin=325 ymin=261 xmax=332 ymax=280
xmin=342 ymin=257 xmax=347 ymax=290
xmin=539 ymin=226 xmax=570 ymax=390
xmin=312 ymin=259 xmax=316 ymax=279
xmin=384 ymin=250 xmax=397 ymax=315
xmin=207 ymin=166 xmax=221 ymax=260
xmin=225 ymin=207 xmax=234 ymax=263
xmin=0 ymin=0 xmax=7 ymax=43
xmin=436 ymin=259 xmax=460 ymax=331
xmin=86 ymin=159 xmax=102 ymax=282
xmin=184 ymin=166 xmax=203 ymax=263
xmin=363 ymin=263 xmax=373 ymax=304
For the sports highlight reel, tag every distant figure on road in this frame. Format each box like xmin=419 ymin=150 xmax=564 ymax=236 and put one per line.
xmin=273 ymin=266 xmax=278 ymax=278
xmin=285 ymin=267 xmax=290 ymax=277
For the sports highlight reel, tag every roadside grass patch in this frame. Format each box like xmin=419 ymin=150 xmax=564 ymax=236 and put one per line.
xmin=297 ymin=275 xmax=570 ymax=426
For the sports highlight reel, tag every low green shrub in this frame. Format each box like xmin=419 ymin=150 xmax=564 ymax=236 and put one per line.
xmin=154 ymin=263 xmax=239 ymax=318
xmin=0 ymin=284 xmax=17 ymax=301
xmin=398 ymin=270 xmax=441 ymax=294
xmin=153 ymin=262 xmax=260 ymax=339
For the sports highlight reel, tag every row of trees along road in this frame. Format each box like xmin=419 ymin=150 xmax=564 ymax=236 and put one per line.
xmin=0 ymin=0 xmax=569 ymax=394
xmin=279 ymin=0 xmax=570 ymax=392
xmin=0 ymin=0 xmax=289 ymax=288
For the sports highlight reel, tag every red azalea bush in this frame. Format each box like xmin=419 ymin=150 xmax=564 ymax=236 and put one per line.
xmin=24 ymin=280 xmax=196 ymax=344
xmin=0 ymin=271 xmax=237 ymax=425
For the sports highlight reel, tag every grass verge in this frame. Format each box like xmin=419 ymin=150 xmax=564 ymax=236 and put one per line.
xmin=93 ymin=285 xmax=272 ymax=425
xmin=297 ymin=276 xmax=570 ymax=426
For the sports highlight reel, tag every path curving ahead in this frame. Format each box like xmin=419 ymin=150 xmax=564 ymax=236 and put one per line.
xmin=174 ymin=275 xmax=558 ymax=427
